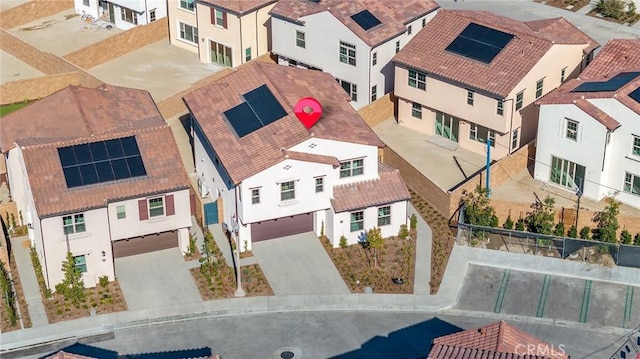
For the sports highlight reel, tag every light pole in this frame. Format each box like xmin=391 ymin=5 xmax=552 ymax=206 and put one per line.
xmin=233 ymin=227 xmax=245 ymax=297
xmin=575 ymin=178 xmax=583 ymax=228
xmin=486 ymin=138 xmax=492 ymax=198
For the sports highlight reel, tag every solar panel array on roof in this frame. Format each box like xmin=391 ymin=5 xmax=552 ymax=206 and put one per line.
xmin=351 ymin=10 xmax=381 ymax=31
xmin=572 ymin=72 xmax=640 ymax=93
xmin=224 ymin=84 xmax=288 ymax=138
xmin=630 ymin=86 xmax=640 ymax=104
xmin=58 ymin=136 xmax=147 ymax=188
xmin=445 ymin=23 xmax=515 ymax=64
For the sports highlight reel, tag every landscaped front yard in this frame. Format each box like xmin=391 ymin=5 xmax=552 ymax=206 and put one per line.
xmin=535 ymin=0 xmax=591 ymax=11
xmin=43 ymin=281 xmax=127 ymax=324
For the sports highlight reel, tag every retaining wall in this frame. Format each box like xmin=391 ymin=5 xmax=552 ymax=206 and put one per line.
xmin=0 ymin=0 xmax=73 ymax=30
xmin=0 ymin=72 xmax=80 ymax=105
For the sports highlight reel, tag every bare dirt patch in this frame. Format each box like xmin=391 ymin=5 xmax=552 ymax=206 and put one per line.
xmin=0 ymin=250 xmax=32 ymax=332
xmin=535 ymin=0 xmax=591 ymax=11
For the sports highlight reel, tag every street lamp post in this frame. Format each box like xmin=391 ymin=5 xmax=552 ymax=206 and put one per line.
xmin=575 ymin=178 xmax=583 ymax=228
xmin=233 ymin=227 xmax=245 ymax=297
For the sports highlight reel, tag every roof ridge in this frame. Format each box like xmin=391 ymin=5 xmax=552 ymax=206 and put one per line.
xmin=69 ymin=85 xmax=94 ymax=136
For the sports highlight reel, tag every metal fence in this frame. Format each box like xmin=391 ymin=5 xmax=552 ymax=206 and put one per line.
xmin=456 ymin=223 xmax=640 ymax=269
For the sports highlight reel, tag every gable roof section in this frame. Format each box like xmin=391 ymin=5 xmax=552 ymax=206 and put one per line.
xmin=392 ymin=10 xmax=597 ymax=98
xmin=183 ymin=61 xmax=384 ymax=184
xmin=283 ymin=149 xmax=340 ymax=167
xmin=269 ymin=0 xmax=439 ymax=48
xmin=1 ymin=85 xmax=189 ymax=218
xmin=428 ymin=345 xmax=557 ymax=359
xmin=199 ymin=0 xmax=277 ymax=16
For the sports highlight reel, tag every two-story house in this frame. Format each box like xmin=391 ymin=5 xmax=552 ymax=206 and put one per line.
xmin=392 ymin=10 xmax=598 ymax=160
xmin=168 ymin=0 xmax=277 ymax=66
xmin=183 ymin=61 xmax=410 ymax=249
xmin=535 ymin=39 xmax=640 ymax=209
xmin=75 ymin=0 xmax=166 ymax=30
xmin=0 ymin=85 xmax=192 ymax=288
xmin=269 ymin=0 xmax=439 ymax=109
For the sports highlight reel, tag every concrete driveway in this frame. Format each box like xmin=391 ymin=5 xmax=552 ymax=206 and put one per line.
xmin=251 ymin=233 xmax=350 ymax=295
xmin=115 ymin=248 xmax=201 ymax=310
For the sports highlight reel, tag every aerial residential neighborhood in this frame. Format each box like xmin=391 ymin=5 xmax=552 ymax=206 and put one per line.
xmin=0 ymin=0 xmax=639 ymax=358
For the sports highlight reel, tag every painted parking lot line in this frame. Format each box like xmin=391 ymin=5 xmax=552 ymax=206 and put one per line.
xmin=536 ymin=274 xmax=551 ymax=318
xmin=623 ymin=285 xmax=635 ymax=329
xmin=494 ymin=269 xmax=511 ymax=313
xmin=579 ymin=280 xmax=593 ymax=323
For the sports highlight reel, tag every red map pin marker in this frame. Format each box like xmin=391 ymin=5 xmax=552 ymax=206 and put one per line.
xmin=294 ymin=97 xmax=322 ymax=129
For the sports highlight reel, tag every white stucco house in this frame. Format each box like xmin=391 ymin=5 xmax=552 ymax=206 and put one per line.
xmin=535 ymin=39 xmax=640 ymax=209
xmin=269 ymin=0 xmax=439 ymax=109
xmin=0 ymin=85 xmax=192 ymax=288
xmin=183 ymin=61 xmax=411 ymax=250
xmin=74 ymin=0 xmax=166 ymax=30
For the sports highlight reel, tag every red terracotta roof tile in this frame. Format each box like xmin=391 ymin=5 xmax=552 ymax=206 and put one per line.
xmin=393 ymin=10 xmax=597 ymax=98
xmin=183 ymin=61 xmax=384 ymax=184
xmin=428 ymin=344 xmax=558 ymax=359
xmin=199 ymin=0 xmax=277 ymax=15
xmin=270 ymin=0 xmax=439 ymax=47
xmin=45 ymin=351 xmax=94 ymax=359
xmin=331 ymin=162 xmax=410 ymax=213
xmin=580 ymin=39 xmax=640 ymax=78
xmin=574 ymin=99 xmax=620 ymax=130
xmin=283 ymin=149 xmax=339 ymax=167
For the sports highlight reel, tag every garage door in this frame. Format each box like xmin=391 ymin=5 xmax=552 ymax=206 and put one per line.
xmin=112 ymin=231 xmax=178 ymax=258
xmin=251 ymin=213 xmax=313 ymax=242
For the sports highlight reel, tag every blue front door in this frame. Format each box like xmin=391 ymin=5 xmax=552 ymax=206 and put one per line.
xmin=204 ymin=201 xmax=219 ymax=225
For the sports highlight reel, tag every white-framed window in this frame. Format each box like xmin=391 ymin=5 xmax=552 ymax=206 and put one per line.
xmin=407 ymin=25 xmax=412 ymax=35
xmin=422 ymin=18 xmax=426 ymax=27
xmin=497 ymin=100 xmax=504 ymax=116
xmin=116 ymin=205 xmax=126 ymax=219
xmin=336 ymin=78 xmax=357 ymax=102
xmin=371 ymin=85 xmax=377 ymax=102
xmin=339 ymin=41 xmax=356 ymax=66
xmin=395 ymin=40 xmax=400 ymax=54
xmin=245 ymin=47 xmax=251 ymax=62
xmin=632 ymin=135 xmax=640 ymax=156
xmin=120 ymin=7 xmax=138 ymax=24
xmin=148 ymin=197 xmax=164 ymax=217
xmin=372 ymin=52 xmax=377 ymax=66
xmin=536 ymin=78 xmax=544 ymax=98
xmin=516 ymin=91 xmax=524 ymax=110
xmin=74 ymin=255 xmax=87 ymax=273
xmin=411 ymin=102 xmax=422 ymax=119
xmin=350 ymin=211 xmax=364 ymax=232
xmin=296 ymin=30 xmax=305 ymax=48
xmin=550 ymin=156 xmax=585 ymax=190
xmin=378 ymin=206 xmax=391 ymax=226
xmin=624 ymin=172 xmax=640 ymax=195
xmin=561 ymin=67 xmax=567 ymax=82
xmin=213 ymin=8 xmax=226 ymax=27
xmin=315 ymin=177 xmax=324 ymax=193
xmin=180 ymin=0 xmax=195 ymax=11
xmin=511 ymin=129 xmax=519 ymax=151
xmin=251 ymin=188 xmax=260 ymax=204
xmin=408 ymin=69 xmax=426 ymax=90
xmin=179 ymin=22 xmax=198 ymax=43
xmin=63 ymin=214 xmax=85 ymax=235
xmin=280 ymin=181 xmax=295 ymax=201
xmin=467 ymin=90 xmax=474 ymax=106
xmin=469 ymin=124 xmax=495 ymax=147
xmin=340 ymin=158 xmax=364 ymax=178
xmin=565 ymin=119 xmax=578 ymax=141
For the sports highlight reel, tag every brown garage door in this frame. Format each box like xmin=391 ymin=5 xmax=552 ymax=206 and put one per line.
xmin=251 ymin=213 xmax=313 ymax=242
xmin=112 ymin=231 xmax=178 ymax=258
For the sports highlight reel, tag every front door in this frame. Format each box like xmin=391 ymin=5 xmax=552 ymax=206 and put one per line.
xmin=204 ymin=201 xmax=219 ymax=225
xmin=210 ymin=41 xmax=232 ymax=67
xmin=435 ymin=112 xmax=459 ymax=142
xmin=108 ymin=2 xmax=115 ymax=23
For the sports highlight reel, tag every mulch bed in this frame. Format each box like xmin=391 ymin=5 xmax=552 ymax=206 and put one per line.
xmin=0 ymin=250 xmax=32 ymax=332
xmin=43 ymin=281 xmax=128 ymax=324
xmin=587 ymin=9 xmax=640 ymax=25
xmin=535 ymin=0 xmax=591 ymax=11
xmin=190 ymin=264 xmax=273 ymax=300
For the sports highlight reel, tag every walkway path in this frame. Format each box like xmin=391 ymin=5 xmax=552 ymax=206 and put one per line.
xmin=411 ymin=205 xmax=432 ymax=295
xmin=9 ymin=236 xmax=48 ymax=327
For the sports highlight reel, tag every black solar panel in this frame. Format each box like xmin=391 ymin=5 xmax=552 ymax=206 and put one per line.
xmin=445 ymin=23 xmax=514 ymax=64
xmin=225 ymin=102 xmax=263 ymax=138
xmin=225 ymin=85 xmax=288 ymax=138
xmin=351 ymin=10 xmax=381 ymax=31
xmin=58 ymin=137 xmax=147 ymax=188
xmin=572 ymin=72 xmax=640 ymax=93
xmin=630 ymin=86 xmax=640 ymax=104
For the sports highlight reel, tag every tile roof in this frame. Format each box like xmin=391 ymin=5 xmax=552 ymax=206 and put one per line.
xmin=283 ymin=149 xmax=339 ymax=167
xmin=45 ymin=352 xmax=94 ymax=359
xmin=580 ymin=39 xmax=640 ymax=78
xmin=198 ymin=0 xmax=277 ymax=15
xmin=269 ymin=0 xmax=439 ymax=48
xmin=183 ymin=61 xmax=384 ymax=184
xmin=392 ymin=10 xmax=598 ymax=99
xmin=429 ymin=321 xmax=567 ymax=359
xmin=574 ymin=98 xmax=620 ymax=130
xmin=331 ymin=162 xmax=410 ymax=213
xmin=1 ymin=85 xmax=190 ymax=218
xmin=428 ymin=344 xmax=558 ymax=359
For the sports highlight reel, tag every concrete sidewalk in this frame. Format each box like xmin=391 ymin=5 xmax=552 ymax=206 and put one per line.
xmin=411 ymin=205 xmax=432 ymax=295
xmin=9 ymin=236 xmax=48 ymax=327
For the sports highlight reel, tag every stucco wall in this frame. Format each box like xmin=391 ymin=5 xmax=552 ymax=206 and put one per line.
xmin=167 ymin=0 xmax=198 ymax=53
xmin=0 ymin=0 xmax=73 ymax=30
xmin=329 ymin=201 xmax=407 ymax=247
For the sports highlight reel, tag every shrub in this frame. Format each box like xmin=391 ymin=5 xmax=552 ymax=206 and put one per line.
xmin=320 ymin=221 xmax=325 ymax=237
xmin=99 ymin=275 xmax=109 ymax=288
xmin=525 ymin=196 xmax=556 ymax=235
xmin=596 ymin=0 xmax=626 ymax=19
xmin=339 ymin=235 xmax=348 ymax=249
xmin=398 ymin=224 xmax=409 ymax=239
xmin=579 ymin=226 xmax=592 ymax=240
xmin=567 ymin=225 xmax=578 ymax=238
xmin=409 ymin=214 xmax=418 ymax=231
xmin=515 ymin=218 xmax=526 ymax=231
xmin=463 ymin=185 xmax=498 ymax=227
xmin=593 ymin=198 xmax=620 ymax=243
xmin=30 ymin=246 xmax=52 ymax=298
xmin=621 ymin=230 xmax=633 ymax=244
xmin=553 ymin=222 xmax=565 ymax=237
xmin=635 ymin=233 xmax=640 ymax=246
xmin=503 ymin=215 xmax=514 ymax=230
xmin=629 ymin=0 xmax=638 ymax=14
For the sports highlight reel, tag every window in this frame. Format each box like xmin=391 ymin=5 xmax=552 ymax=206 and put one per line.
xmin=339 ymin=41 xmax=356 ymax=66
xmin=280 ymin=181 xmax=295 ymax=201
xmin=422 ymin=18 xmax=426 ymax=27
xmin=378 ymin=206 xmax=391 ymax=226
xmin=180 ymin=0 xmax=194 ymax=11
xmin=179 ymin=22 xmax=198 ymax=43
xmin=213 ymin=8 xmax=226 ymax=27
xmin=565 ymin=119 xmax=578 ymax=141
xmin=296 ymin=30 xmax=305 ymax=48
xmin=63 ymin=214 xmax=85 ymax=235
xmin=536 ymin=78 xmax=544 ymax=99
xmin=515 ymin=91 xmax=524 ymax=110
xmin=83 ymin=0 xmax=89 ymax=6
xmin=561 ymin=67 xmax=567 ymax=82
xmin=210 ymin=40 xmax=231 ymax=66
xmin=496 ymin=100 xmax=504 ymax=116
xmin=148 ymin=197 xmax=164 ymax=217
xmin=120 ymin=7 xmax=138 ymax=24
xmin=550 ymin=156 xmax=585 ymax=190
xmin=315 ymin=177 xmax=324 ymax=193
xmin=372 ymin=52 xmax=377 ymax=66
xmin=116 ymin=206 xmax=126 ymax=219
xmin=251 ymin=188 xmax=260 ymax=204
xmin=511 ymin=129 xmax=519 ymax=151
xmin=467 ymin=90 xmax=474 ymax=106
xmin=340 ymin=159 xmax=364 ymax=178
xmin=411 ymin=102 xmax=422 ymax=119
xmin=633 ymin=135 xmax=640 ymax=156
xmin=371 ymin=85 xmax=377 ymax=102
xmin=407 ymin=25 xmax=412 ymax=35
xmin=469 ymin=124 xmax=495 ymax=146
xmin=395 ymin=40 xmax=400 ymax=54
xmin=245 ymin=47 xmax=252 ymax=62
xmin=74 ymin=255 xmax=87 ymax=273
xmin=350 ymin=211 xmax=364 ymax=232
xmin=408 ymin=69 xmax=426 ymax=90
xmin=337 ymin=79 xmax=357 ymax=102
xmin=624 ymin=172 xmax=640 ymax=195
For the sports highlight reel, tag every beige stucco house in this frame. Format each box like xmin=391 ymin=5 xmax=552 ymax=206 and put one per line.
xmin=168 ymin=0 xmax=276 ymax=67
xmin=392 ymin=10 xmax=598 ymax=160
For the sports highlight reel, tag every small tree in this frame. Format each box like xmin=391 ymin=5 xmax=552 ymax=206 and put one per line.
xmin=567 ymin=225 xmax=578 ymax=238
xmin=635 ymin=233 xmax=640 ymax=246
xmin=554 ymin=222 xmax=565 ymax=237
xmin=409 ymin=214 xmax=418 ymax=231
xmin=596 ymin=0 xmax=627 ymax=19
xmin=367 ymin=227 xmax=384 ymax=267
xmin=398 ymin=224 xmax=409 ymax=239
xmin=621 ymin=230 xmax=633 ymax=245
xmin=503 ymin=215 xmax=514 ymax=230
xmin=525 ymin=196 xmax=556 ymax=235
xmin=339 ymin=235 xmax=348 ymax=249
xmin=594 ymin=198 xmax=620 ymax=243
xmin=579 ymin=226 xmax=592 ymax=240
xmin=515 ymin=218 xmax=526 ymax=231
xmin=463 ymin=186 xmax=498 ymax=227
xmin=56 ymin=252 xmax=86 ymax=307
